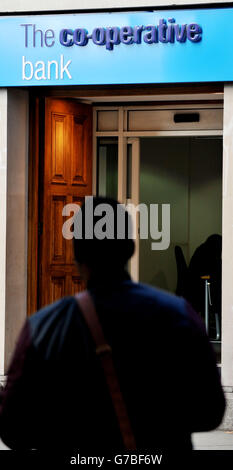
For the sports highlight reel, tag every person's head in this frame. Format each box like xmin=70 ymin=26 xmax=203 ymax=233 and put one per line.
xmin=205 ymin=234 xmax=222 ymax=254
xmin=73 ymin=196 xmax=135 ymax=279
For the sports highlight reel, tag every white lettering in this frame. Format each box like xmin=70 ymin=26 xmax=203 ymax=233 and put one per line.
xmin=60 ymin=54 xmax=72 ymax=79
xmin=22 ymin=56 xmax=33 ymax=80
xmin=48 ymin=60 xmax=59 ymax=80
xmin=22 ymin=55 xmax=72 ymax=81
xmin=34 ymin=60 xmax=46 ymax=80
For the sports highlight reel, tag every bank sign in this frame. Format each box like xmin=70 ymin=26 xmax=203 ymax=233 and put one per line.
xmin=0 ymin=8 xmax=233 ymax=86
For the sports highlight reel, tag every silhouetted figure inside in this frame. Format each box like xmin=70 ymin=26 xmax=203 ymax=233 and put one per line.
xmin=0 ymin=198 xmax=225 ymax=452
xmin=186 ymin=235 xmax=222 ymax=321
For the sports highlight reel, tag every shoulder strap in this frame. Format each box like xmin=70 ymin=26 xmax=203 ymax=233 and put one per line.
xmin=75 ymin=290 xmax=136 ymax=451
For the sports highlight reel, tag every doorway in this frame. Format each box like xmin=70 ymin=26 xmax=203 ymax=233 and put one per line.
xmin=28 ymin=98 xmax=93 ymax=312
xmin=139 ymin=136 xmax=222 ymax=292
xmin=95 ymin=103 xmax=223 ymax=361
xmin=28 ymin=99 xmax=223 ymax=358
xmin=139 ymin=136 xmax=222 ymax=355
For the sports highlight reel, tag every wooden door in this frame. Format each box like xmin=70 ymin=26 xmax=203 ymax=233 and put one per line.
xmin=39 ymin=98 xmax=92 ymax=308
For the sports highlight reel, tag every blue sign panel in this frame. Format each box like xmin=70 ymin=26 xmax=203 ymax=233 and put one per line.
xmin=0 ymin=9 xmax=232 ymax=86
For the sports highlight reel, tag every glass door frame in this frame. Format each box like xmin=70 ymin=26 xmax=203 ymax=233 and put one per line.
xmin=93 ymin=102 xmax=223 ymax=283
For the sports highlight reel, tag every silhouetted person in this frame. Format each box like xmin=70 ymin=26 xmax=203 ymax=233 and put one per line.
xmin=186 ymin=235 xmax=222 ymax=320
xmin=0 ymin=198 xmax=225 ymax=452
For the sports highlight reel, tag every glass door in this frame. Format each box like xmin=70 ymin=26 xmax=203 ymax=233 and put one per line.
xmin=126 ymin=138 xmax=140 ymax=282
xmin=139 ymin=136 xmax=222 ymax=362
xmin=97 ymin=137 xmax=118 ymax=199
xmin=94 ymin=105 xmax=223 ymax=363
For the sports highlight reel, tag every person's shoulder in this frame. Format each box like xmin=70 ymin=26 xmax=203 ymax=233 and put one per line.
xmin=28 ymin=296 xmax=77 ymax=343
xmin=134 ymin=282 xmax=202 ymax=334
xmin=131 ymin=281 xmax=187 ymax=316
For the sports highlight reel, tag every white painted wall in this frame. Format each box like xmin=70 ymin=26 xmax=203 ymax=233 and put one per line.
xmin=222 ymin=85 xmax=233 ymax=388
xmin=0 ymin=0 xmax=231 ymax=13
xmin=0 ymin=89 xmax=28 ymax=376
xmin=0 ymin=90 xmax=7 ymax=376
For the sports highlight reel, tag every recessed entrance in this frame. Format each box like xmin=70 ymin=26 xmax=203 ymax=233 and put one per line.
xmin=139 ymin=136 xmax=222 ymax=357
xmin=28 ymin=94 xmax=223 ymax=361
xmin=95 ymin=102 xmax=223 ymax=362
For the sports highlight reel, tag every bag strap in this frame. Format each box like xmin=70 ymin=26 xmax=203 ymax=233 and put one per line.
xmin=75 ymin=290 xmax=136 ymax=451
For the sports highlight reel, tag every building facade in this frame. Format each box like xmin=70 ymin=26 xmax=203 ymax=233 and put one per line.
xmin=0 ymin=0 xmax=233 ymax=430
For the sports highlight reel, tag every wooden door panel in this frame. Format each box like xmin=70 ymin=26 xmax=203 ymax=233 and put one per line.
xmin=67 ymin=196 xmax=85 ymax=265
xmin=40 ymin=98 xmax=92 ymax=308
xmin=70 ymin=276 xmax=85 ymax=296
xmin=51 ymin=113 xmax=69 ymax=185
xmin=50 ymin=275 xmax=66 ymax=303
xmin=50 ymin=195 xmax=67 ymax=265
xmin=71 ymin=114 xmax=87 ymax=186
